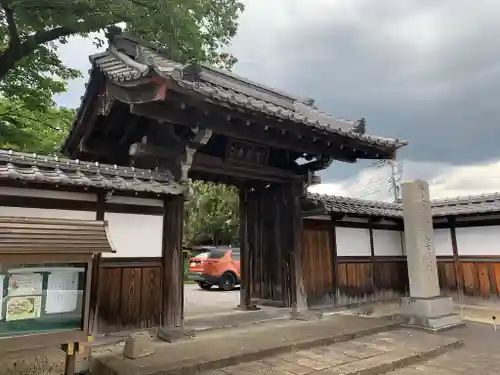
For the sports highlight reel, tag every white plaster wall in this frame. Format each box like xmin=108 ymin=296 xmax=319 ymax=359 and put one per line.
xmin=104 ymin=213 xmax=163 ymax=258
xmin=336 ymin=227 xmax=371 ymax=256
xmin=0 ymin=206 xmax=95 ymax=220
xmin=456 ymin=226 xmax=500 ymax=256
xmin=434 ymin=229 xmax=453 ymax=256
xmin=373 ymin=230 xmax=404 ymax=256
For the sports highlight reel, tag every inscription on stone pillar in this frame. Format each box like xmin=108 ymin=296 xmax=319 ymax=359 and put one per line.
xmin=401 ymin=180 xmax=440 ymax=298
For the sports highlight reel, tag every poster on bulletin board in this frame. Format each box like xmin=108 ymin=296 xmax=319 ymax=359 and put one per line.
xmin=45 ymin=271 xmax=80 ymax=314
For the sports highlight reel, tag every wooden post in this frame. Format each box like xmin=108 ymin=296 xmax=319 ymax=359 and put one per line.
xmin=368 ymin=218 xmax=376 ymax=296
xmin=448 ymin=217 xmax=463 ymax=303
xmin=161 ymin=195 xmax=185 ymax=328
xmin=329 ymin=214 xmax=339 ymax=304
xmin=291 ymin=182 xmax=308 ymax=315
xmin=238 ymin=186 xmax=258 ymax=310
xmin=62 ymin=343 xmax=76 ymax=375
xmin=88 ymin=193 xmax=106 ymax=334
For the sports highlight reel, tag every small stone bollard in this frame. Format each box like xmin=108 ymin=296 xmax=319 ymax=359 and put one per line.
xmin=123 ymin=331 xmax=155 ymax=359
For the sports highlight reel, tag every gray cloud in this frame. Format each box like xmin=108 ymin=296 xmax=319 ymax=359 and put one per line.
xmin=230 ymin=0 xmax=500 ymax=180
xmin=55 ymin=1 xmax=500 ymax=187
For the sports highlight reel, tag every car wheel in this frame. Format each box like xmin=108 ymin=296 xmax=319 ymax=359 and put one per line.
xmin=219 ymin=272 xmax=236 ymax=291
xmin=197 ymin=282 xmax=213 ymax=290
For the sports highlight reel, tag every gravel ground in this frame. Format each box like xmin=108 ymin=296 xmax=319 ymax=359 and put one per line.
xmin=184 ymin=283 xmax=240 ymax=318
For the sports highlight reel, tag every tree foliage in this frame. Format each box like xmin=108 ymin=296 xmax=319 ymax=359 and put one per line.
xmin=0 ymin=0 xmax=244 ymax=247
xmin=0 ymin=98 xmax=75 ymax=154
xmin=0 ymin=0 xmax=244 ymax=106
xmin=184 ymin=181 xmax=239 ymax=247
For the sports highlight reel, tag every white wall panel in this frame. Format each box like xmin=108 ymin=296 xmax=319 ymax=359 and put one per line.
xmin=104 ymin=213 xmax=162 ymax=258
xmin=336 ymin=227 xmax=371 ymax=256
xmin=434 ymin=229 xmax=453 ymax=256
xmin=0 ymin=187 xmax=96 ymax=201
xmin=106 ymin=195 xmax=162 ymax=207
xmin=373 ymin=230 xmax=403 ymax=256
xmin=0 ymin=206 xmax=94 ymax=220
xmin=456 ymin=226 xmax=500 ymax=256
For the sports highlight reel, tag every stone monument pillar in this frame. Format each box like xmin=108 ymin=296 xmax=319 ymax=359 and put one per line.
xmin=400 ymin=180 xmax=464 ymax=331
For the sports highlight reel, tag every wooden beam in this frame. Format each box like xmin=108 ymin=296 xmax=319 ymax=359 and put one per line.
xmin=165 ymin=89 xmax=392 ymax=159
xmin=161 ymin=195 xmax=185 ymax=327
xmin=129 ymin=101 xmax=359 ymax=161
xmin=129 ymin=141 xmax=185 ymax=159
xmin=192 ymin=153 xmax=303 ymax=183
xmin=107 ymin=80 xmax=167 ymax=105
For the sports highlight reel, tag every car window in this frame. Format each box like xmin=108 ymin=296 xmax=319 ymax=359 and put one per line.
xmin=193 ymin=248 xmax=229 ymax=259
xmin=208 ymin=248 xmax=228 ymax=259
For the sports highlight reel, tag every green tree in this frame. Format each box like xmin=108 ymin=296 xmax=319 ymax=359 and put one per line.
xmin=184 ymin=181 xmax=239 ymax=247
xmin=0 ymin=98 xmax=75 ymax=154
xmin=0 ymin=0 xmax=244 ymax=152
xmin=0 ymin=0 xmax=244 ymax=96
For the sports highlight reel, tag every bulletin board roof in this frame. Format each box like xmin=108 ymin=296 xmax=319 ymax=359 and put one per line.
xmin=0 ymin=216 xmax=116 ymax=254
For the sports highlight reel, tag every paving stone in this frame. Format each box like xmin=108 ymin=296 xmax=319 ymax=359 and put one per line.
xmin=278 ymin=353 xmax=331 ymax=371
xmin=222 ymin=361 xmax=290 ymax=375
xmin=389 ymin=364 xmax=459 ymax=374
xmin=261 ymin=357 xmax=314 ymax=375
xmin=331 ymin=340 xmax=386 ymax=359
xmin=326 ymin=351 xmax=405 ymax=374
xmin=293 ymin=349 xmax=355 ymax=367
xmin=309 ymin=346 xmax=359 ymax=365
xmin=428 ymin=351 xmax=489 ymax=371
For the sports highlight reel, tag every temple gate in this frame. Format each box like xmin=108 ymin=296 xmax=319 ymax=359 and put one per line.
xmin=63 ymin=34 xmax=406 ymax=328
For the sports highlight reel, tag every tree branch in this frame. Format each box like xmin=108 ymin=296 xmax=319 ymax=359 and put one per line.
xmin=3 ymin=5 xmax=20 ymax=48
xmin=0 ymin=26 xmax=74 ymax=80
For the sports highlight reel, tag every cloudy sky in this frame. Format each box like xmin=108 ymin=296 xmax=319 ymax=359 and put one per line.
xmin=55 ymin=0 xmax=500 ymax=201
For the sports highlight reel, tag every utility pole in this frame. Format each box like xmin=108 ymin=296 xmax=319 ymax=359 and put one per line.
xmin=388 ymin=160 xmax=403 ymax=203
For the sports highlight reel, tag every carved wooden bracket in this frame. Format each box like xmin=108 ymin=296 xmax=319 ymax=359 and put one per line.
xmin=181 ymin=128 xmax=212 ymax=181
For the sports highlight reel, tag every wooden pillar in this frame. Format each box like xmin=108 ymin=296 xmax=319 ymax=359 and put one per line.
xmin=161 ymin=194 xmax=185 ymax=328
xmin=448 ymin=217 xmax=463 ymax=302
xmin=88 ymin=193 xmax=105 ymax=334
xmin=368 ymin=218 xmax=376 ymax=296
xmin=291 ymin=182 xmax=308 ymax=314
xmin=329 ymin=214 xmax=339 ymax=304
xmin=238 ymin=186 xmax=256 ymax=309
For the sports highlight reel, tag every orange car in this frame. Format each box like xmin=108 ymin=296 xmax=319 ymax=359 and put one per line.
xmin=187 ymin=247 xmax=240 ymax=291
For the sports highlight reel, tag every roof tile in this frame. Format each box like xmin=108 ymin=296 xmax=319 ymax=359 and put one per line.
xmin=0 ymin=150 xmax=184 ymax=196
xmin=308 ymin=192 xmax=500 ymax=218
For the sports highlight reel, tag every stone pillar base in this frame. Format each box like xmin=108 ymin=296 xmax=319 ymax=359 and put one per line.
xmin=235 ymin=304 xmax=260 ymax=311
xmin=290 ymin=310 xmax=323 ymax=321
xmin=157 ymin=327 xmax=196 ymax=343
xmin=399 ymin=296 xmax=465 ymax=331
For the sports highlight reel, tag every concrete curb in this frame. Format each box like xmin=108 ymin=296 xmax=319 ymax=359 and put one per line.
xmin=339 ymin=339 xmax=464 ymax=375
xmin=189 ymin=315 xmax=290 ymax=334
xmin=93 ymin=322 xmax=401 ymax=375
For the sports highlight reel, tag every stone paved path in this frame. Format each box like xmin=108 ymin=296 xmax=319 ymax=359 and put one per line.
xmin=198 ymin=329 xmax=460 ymax=375
xmin=388 ymin=322 xmax=500 ymax=374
